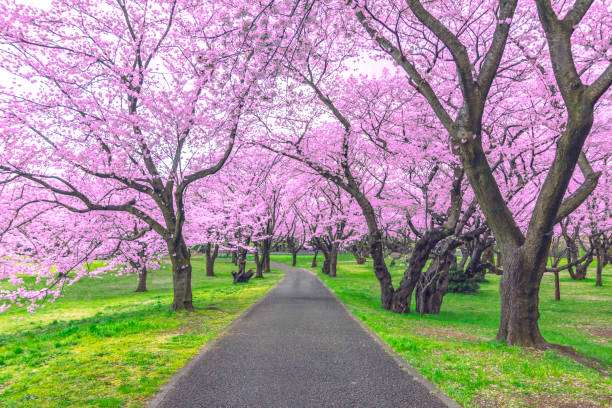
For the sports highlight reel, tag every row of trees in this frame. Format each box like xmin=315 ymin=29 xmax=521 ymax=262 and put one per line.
xmin=0 ymin=0 xmax=610 ymax=350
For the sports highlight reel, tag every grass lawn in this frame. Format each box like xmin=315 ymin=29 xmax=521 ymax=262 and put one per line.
xmin=0 ymin=257 xmax=282 ymax=408
xmin=273 ymin=253 xmax=612 ymax=408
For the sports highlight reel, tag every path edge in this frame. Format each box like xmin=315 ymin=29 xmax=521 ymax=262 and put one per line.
xmin=300 ymin=266 xmax=462 ymax=408
xmin=147 ymin=271 xmax=286 ymax=408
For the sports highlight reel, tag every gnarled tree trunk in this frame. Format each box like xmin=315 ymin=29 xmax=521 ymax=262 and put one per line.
xmin=311 ymin=250 xmax=318 ymax=267
xmin=415 ymin=238 xmax=458 ymax=315
xmin=237 ymin=246 xmax=248 ymax=275
xmin=262 ymin=238 xmax=272 ymax=274
xmin=329 ymin=243 xmax=339 ymax=277
xmin=168 ymin=237 xmax=194 ymax=312
xmin=135 ymin=266 xmax=148 ymax=292
xmin=497 ymin=247 xmax=546 ymax=348
xmin=321 ymin=249 xmax=330 ymax=275
xmin=205 ymin=243 xmax=219 ymax=277
xmin=254 ymin=249 xmax=264 ymax=278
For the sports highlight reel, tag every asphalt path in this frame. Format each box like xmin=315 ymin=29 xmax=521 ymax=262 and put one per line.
xmin=150 ymin=262 xmax=454 ymax=408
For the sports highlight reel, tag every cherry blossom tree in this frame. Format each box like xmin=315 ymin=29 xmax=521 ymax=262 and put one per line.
xmin=345 ymin=0 xmax=611 ymax=346
xmin=0 ymin=0 xmax=263 ymax=310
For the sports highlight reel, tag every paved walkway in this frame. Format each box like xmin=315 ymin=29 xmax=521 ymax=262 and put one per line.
xmin=150 ymin=262 xmax=452 ymax=408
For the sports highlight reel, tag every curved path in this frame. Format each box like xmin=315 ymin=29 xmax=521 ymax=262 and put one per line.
xmin=150 ymin=262 xmax=455 ymax=408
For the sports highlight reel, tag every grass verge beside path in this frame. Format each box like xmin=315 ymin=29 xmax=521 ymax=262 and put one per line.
xmin=273 ymin=253 xmax=611 ymax=408
xmin=0 ymin=257 xmax=282 ymax=408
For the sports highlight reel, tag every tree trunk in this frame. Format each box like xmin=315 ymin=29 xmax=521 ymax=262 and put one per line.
xmin=237 ymin=247 xmax=247 ymax=275
xmin=169 ymin=238 xmax=194 ymax=312
xmin=254 ymin=250 xmax=264 ymax=279
xmin=231 ymin=250 xmax=237 ymax=265
xmin=352 ymin=250 xmax=366 ymax=264
xmin=390 ymin=229 xmax=450 ymax=314
xmin=415 ymin=266 xmax=450 ymax=315
xmin=596 ymin=250 xmax=603 ymax=286
xmin=205 ymin=244 xmax=218 ymax=277
xmin=291 ymin=250 xmax=297 ymax=267
xmin=232 ymin=269 xmax=254 ymax=283
xmin=311 ymin=250 xmax=318 ymax=267
xmin=465 ymin=240 xmax=488 ymax=279
xmin=554 ymin=271 xmax=560 ymax=301
xmin=367 ymin=230 xmax=396 ymax=310
xmin=496 ymin=247 xmax=546 ymax=347
xmin=415 ymin=240 xmax=457 ymax=315
xmin=135 ymin=266 xmax=147 ymax=292
xmin=321 ymin=250 xmax=330 ymax=275
xmin=459 ymin=245 xmax=470 ymax=268
xmin=263 ymin=239 xmax=271 ymax=273
xmin=329 ymin=244 xmax=339 ymax=277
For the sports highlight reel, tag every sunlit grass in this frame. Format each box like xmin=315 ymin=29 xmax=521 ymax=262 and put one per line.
xmin=0 ymin=257 xmax=282 ymax=407
xmin=273 ymin=253 xmax=611 ymax=408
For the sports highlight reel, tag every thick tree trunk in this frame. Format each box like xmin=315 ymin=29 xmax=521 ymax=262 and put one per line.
xmin=415 ymin=240 xmax=457 ymax=315
xmin=135 ymin=267 xmax=147 ymax=292
xmin=321 ymin=250 xmax=330 ymax=275
xmin=205 ymin=244 xmax=218 ymax=277
xmin=329 ymin=244 xmax=339 ymax=277
xmin=237 ymin=247 xmax=247 ymax=275
xmin=554 ymin=271 xmax=560 ymax=301
xmin=496 ymin=247 xmax=546 ymax=347
xmin=232 ymin=269 xmax=254 ymax=283
xmin=254 ymin=250 xmax=264 ymax=278
xmin=415 ymin=266 xmax=450 ymax=315
xmin=367 ymin=230 xmax=395 ymax=310
xmin=390 ymin=229 xmax=450 ymax=314
xmin=263 ymin=239 xmax=271 ymax=273
xmin=311 ymin=250 xmax=318 ymax=267
xmin=169 ymin=238 xmax=194 ymax=312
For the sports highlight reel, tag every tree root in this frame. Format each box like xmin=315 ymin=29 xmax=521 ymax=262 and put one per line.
xmin=545 ymin=342 xmax=610 ymax=377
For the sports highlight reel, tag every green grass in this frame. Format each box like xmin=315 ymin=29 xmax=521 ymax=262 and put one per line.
xmin=0 ymin=257 xmax=282 ymax=408
xmin=273 ymin=253 xmax=612 ymax=408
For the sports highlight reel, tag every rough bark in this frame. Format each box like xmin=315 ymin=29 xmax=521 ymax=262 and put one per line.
xmin=169 ymin=237 xmax=194 ymax=312
xmin=135 ymin=266 xmax=147 ymax=292
xmin=262 ymin=238 xmax=272 ymax=273
xmin=352 ymin=250 xmax=366 ymax=264
xmin=329 ymin=243 xmax=339 ymax=277
xmin=232 ymin=269 xmax=254 ymax=283
xmin=311 ymin=250 xmax=318 ymax=267
xmin=349 ymin=238 xmax=368 ymax=264
xmin=205 ymin=243 xmax=218 ymax=277
xmin=254 ymin=250 xmax=264 ymax=279
xmin=497 ymin=247 xmax=546 ymax=348
xmin=321 ymin=249 xmax=330 ymax=275
xmin=237 ymin=246 xmax=248 ymax=275
xmin=415 ymin=238 xmax=459 ymax=315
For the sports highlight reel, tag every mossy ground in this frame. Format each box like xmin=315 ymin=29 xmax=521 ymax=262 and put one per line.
xmin=0 ymin=256 xmax=282 ymax=407
xmin=274 ymin=253 xmax=611 ymax=408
